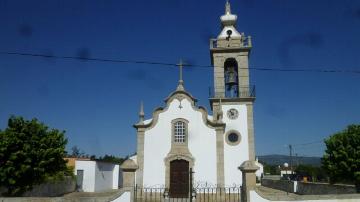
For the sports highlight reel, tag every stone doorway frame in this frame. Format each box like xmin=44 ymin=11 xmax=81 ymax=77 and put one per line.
xmin=164 ymin=154 xmax=194 ymax=189
xmin=169 ymin=159 xmax=190 ymax=198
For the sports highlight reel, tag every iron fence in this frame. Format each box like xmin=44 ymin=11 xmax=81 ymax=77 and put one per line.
xmin=208 ymin=85 xmax=256 ymax=99
xmin=210 ymin=36 xmax=252 ymax=49
xmin=133 ymin=186 xmax=241 ymax=202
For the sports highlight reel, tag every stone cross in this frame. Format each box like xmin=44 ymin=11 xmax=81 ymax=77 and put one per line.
xmin=177 ymin=59 xmax=184 ymax=83
xmin=176 ymin=59 xmax=185 ymax=91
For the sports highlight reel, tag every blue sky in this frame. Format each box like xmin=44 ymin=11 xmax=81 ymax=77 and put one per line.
xmin=0 ymin=0 xmax=359 ymax=158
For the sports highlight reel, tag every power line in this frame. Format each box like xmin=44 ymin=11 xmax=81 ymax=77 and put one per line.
xmin=0 ymin=51 xmax=176 ymax=67
xmin=1 ymin=51 xmax=360 ymax=74
xmin=292 ymin=140 xmax=324 ymax=147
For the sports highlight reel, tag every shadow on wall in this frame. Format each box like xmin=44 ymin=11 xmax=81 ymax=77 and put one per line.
xmin=119 ymin=168 xmax=123 ymax=188
xmin=98 ymin=163 xmax=116 ymax=172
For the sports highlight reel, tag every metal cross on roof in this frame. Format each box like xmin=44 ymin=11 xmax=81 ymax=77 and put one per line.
xmin=177 ymin=59 xmax=184 ymax=83
xmin=176 ymin=59 xmax=185 ymax=91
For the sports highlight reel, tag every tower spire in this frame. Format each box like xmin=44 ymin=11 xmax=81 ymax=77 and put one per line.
xmin=217 ymin=0 xmax=241 ymax=39
xmin=225 ymin=0 xmax=231 ymax=14
xmin=139 ymin=101 xmax=144 ymax=124
xmin=176 ymin=59 xmax=185 ymax=91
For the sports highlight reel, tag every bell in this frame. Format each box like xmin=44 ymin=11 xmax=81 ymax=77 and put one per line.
xmin=225 ymin=67 xmax=237 ymax=85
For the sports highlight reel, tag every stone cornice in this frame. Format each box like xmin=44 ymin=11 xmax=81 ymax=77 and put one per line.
xmin=164 ymin=89 xmax=197 ymax=104
xmin=209 ymin=97 xmax=255 ymax=110
xmin=134 ymin=90 xmax=225 ymax=131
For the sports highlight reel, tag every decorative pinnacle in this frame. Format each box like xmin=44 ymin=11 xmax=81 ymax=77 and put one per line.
xmin=218 ymin=98 xmax=224 ymax=123
xmin=176 ymin=59 xmax=185 ymax=91
xmin=139 ymin=101 xmax=144 ymax=123
xmin=225 ymin=0 xmax=231 ymax=14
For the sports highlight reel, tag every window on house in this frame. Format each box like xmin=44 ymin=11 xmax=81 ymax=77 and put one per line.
xmin=174 ymin=121 xmax=186 ymax=143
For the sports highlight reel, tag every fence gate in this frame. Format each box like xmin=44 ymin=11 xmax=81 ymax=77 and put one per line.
xmin=133 ymin=168 xmax=241 ymax=201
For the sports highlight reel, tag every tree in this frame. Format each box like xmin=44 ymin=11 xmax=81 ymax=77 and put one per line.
xmin=322 ymin=124 xmax=360 ymax=192
xmin=70 ymin=145 xmax=85 ymax=158
xmin=98 ymin=154 xmax=125 ymax=164
xmin=295 ymin=164 xmax=328 ymax=182
xmin=0 ymin=116 xmax=68 ymax=196
xmin=263 ymin=163 xmax=280 ymax=175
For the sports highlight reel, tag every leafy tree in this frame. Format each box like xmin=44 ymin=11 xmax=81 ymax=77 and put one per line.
xmin=70 ymin=146 xmax=80 ymax=157
xmin=70 ymin=145 xmax=85 ymax=158
xmin=98 ymin=154 xmax=125 ymax=164
xmin=322 ymin=124 xmax=360 ymax=191
xmin=90 ymin=155 xmax=96 ymax=160
xmin=0 ymin=116 xmax=68 ymax=196
xmin=295 ymin=164 xmax=328 ymax=182
xmin=263 ymin=163 xmax=280 ymax=175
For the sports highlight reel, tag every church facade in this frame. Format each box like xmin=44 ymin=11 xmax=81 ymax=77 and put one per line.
xmin=131 ymin=1 xmax=256 ymax=196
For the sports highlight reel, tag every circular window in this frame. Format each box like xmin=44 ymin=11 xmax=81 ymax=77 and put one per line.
xmin=225 ymin=130 xmax=241 ymax=146
xmin=228 ymin=133 xmax=239 ymax=142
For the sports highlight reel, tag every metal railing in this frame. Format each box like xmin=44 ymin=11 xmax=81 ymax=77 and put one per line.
xmin=134 ymin=186 xmax=166 ymax=202
xmin=208 ymin=85 xmax=256 ymax=99
xmin=133 ymin=186 xmax=241 ymax=202
xmin=193 ymin=187 xmax=241 ymax=202
xmin=210 ymin=35 xmax=252 ymax=49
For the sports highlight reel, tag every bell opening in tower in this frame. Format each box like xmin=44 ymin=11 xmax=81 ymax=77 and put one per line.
xmin=224 ymin=58 xmax=239 ymax=98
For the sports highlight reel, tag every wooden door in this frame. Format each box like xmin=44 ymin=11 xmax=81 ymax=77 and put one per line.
xmin=170 ymin=160 xmax=189 ymax=198
xmin=76 ymin=170 xmax=84 ymax=191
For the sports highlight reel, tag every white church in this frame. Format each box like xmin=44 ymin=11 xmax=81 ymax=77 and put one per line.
xmin=128 ymin=1 xmax=257 ymax=198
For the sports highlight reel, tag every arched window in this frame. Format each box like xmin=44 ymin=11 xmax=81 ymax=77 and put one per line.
xmin=174 ymin=121 xmax=186 ymax=143
xmin=224 ymin=58 xmax=239 ymax=98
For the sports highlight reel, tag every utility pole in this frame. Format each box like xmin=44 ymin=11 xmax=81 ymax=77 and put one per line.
xmin=289 ymin=144 xmax=293 ymax=176
xmin=295 ymin=153 xmax=299 ymax=166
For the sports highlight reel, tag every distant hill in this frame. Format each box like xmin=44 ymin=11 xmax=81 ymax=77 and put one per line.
xmin=257 ymin=154 xmax=321 ymax=166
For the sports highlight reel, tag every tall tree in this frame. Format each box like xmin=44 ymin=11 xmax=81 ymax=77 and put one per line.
xmin=0 ymin=116 xmax=68 ymax=196
xmin=295 ymin=164 xmax=328 ymax=182
xmin=70 ymin=145 xmax=85 ymax=158
xmin=322 ymin=124 xmax=360 ymax=192
xmin=98 ymin=154 xmax=125 ymax=164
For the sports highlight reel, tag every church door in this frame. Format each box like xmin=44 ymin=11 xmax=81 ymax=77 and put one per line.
xmin=170 ymin=160 xmax=189 ymax=198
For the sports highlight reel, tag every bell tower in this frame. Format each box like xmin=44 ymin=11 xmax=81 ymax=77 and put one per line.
xmin=209 ymin=1 xmax=256 ymax=180
xmin=210 ymin=0 xmax=253 ymax=100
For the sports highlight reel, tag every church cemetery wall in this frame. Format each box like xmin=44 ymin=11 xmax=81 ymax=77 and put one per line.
xmin=261 ymin=179 xmax=358 ymax=195
xmin=22 ymin=176 xmax=75 ymax=197
xmin=250 ymin=190 xmax=360 ymax=202
xmin=261 ymin=179 xmax=294 ymax=193
xmin=296 ymin=182 xmax=357 ymax=195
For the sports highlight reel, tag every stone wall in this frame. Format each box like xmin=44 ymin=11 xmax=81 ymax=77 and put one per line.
xmin=22 ymin=176 xmax=76 ymax=197
xmin=261 ymin=179 xmax=358 ymax=195
xmin=262 ymin=175 xmax=281 ymax=181
xmin=296 ymin=182 xmax=357 ymax=195
xmin=261 ymin=179 xmax=294 ymax=193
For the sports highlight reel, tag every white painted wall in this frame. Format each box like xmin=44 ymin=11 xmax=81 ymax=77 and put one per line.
xmin=222 ymin=104 xmax=249 ymax=186
xmin=113 ymin=165 xmax=120 ymax=189
xmin=75 ymin=160 xmax=96 ymax=192
xmin=95 ymin=162 xmax=115 ymax=192
xmin=111 ymin=191 xmax=131 ymax=202
xmin=75 ymin=160 xmax=120 ymax=192
xmin=255 ymin=159 xmax=264 ymax=179
xmin=143 ymin=98 xmax=217 ymax=187
xmin=280 ymin=170 xmax=293 ymax=177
